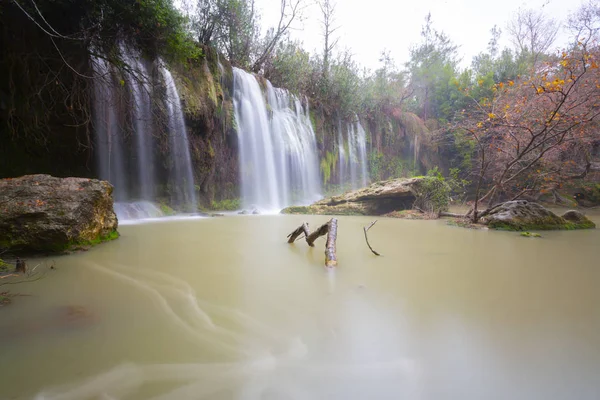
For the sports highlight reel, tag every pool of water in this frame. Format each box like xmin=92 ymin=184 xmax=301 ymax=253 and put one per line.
xmin=1 ymin=213 xmax=599 ymax=399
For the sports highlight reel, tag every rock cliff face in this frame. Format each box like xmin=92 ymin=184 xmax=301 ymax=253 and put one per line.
xmin=281 ymin=177 xmax=450 ymax=216
xmin=482 ymin=200 xmax=596 ymax=230
xmin=0 ymin=175 xmax=118 ymax=253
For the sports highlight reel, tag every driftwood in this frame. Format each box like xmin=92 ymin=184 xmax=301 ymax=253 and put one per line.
xmin=325 ymin=219 xmax=338 ymax=267
xmin=439 ymin=212 xmax=467 ymax=218
xmin=287 ymin=223 xmax=310 ymax=243
xmin=363 ymin=220 xmax=381 ymax=256
xmin=306 ymin=221 xmax=331 ymax=246
xmin=287 ymin=218 xmax=338 ymax=267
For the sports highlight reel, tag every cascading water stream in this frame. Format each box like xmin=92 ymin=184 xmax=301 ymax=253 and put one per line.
xmin=91 ymin=48 xmax=199 ymax=219
xmin=233 ymin=68 xmax=321 ymax=211
xmin=121 ymin=47 xmax=155 ymax=201
xmin=161 ymin=66 xmax=197 ymax=210
xmin=339 ymin=118 xmax=369 ymax=191
xmin=356 ymin=121 xmax=369 ymax=188
xmin=91 ymin=56 xmax=129 ymax=201
xmin=337 ymin=120 xmax=346 ymax=190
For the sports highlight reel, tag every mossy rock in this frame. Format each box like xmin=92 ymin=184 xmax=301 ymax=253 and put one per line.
xmin=483 ymin=201 xmax=596 ymax=231
xmin=281 ymin=177 xmax=449 ymax=216
xmin=520 ymin=232 xmax=542 ymax=238
xmin=0 ymin=175 xmax=119 ymax=254
xmin=159 ymin=203 xmax=176 ymax=216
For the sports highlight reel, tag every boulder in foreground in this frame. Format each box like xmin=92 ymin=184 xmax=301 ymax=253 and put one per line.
xmin=0 ymin=174 xmax=118 ymax=253
xmin=482 ymin=200 xmax=595 ymax=230
xmin=281 ymin=177 xmax=450 ymax=216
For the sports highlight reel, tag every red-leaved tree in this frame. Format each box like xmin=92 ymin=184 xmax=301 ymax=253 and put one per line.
xmin=458 ymin=43 xmax=600 ymax=222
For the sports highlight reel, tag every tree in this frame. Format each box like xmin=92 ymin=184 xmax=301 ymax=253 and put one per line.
xmin=458 ymin=44 xmax=600 ymax=222
xmin=218 ymin=0 xmax=259 ymax=68
xmin=506 ymin=8 xmax=559 ymax=67
xmin=263 ymin=39 xmax=315 ymax=94
xmin=567 ymin=0 xmax=600 ymax=46
xmin=318 ymin=0 xmax=340 ymax=81
xmin=362 ymin=50 xmax=410 ymax=117
xmin=188 ymin=0 xmax=224 ymax=45
xmin=188 ymin=0 xmax=302 ymax=71
xmin=488 ymin=25 xmax=502 ymax=58
xmin=406 ymin=13 xmax=459 ymax=122
xmin=251 ymin=0 xmax=304 ymax=73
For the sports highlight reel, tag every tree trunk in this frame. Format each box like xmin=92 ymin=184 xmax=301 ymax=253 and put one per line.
xmin=287 ymin=219 xmax=338 ymax=267
xmin=440 ymin=212 xmax=467 ymax=218
xmin=325 ymin=218 xmax=338 ymax=267
xmin=287 ymin=223 xmax=310 ymax=243
xmin=306 ymin=221 xmax=330 ymax=247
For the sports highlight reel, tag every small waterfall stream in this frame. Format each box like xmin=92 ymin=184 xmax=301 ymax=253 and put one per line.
xmin=337 ymin=120 xmax=346 ymax=190
xmin=161 ymin=66 xmax=197 ymax=209
xmin=91 ymin=56 xmax=129 ymax=202
xmin=233 ymin=68 xmax=321 ymax=211
xmin=91 ymin=48 xmax=197 ymax=219
xmin=356 ymin=120 xmax=369 ymax=188
xmin=337 ymin=118 xmax=369 ymax=191
xmin=121 ymin=47 xmax=155 ymax=201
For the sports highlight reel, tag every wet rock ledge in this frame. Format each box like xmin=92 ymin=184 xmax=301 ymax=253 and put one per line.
xmin=0 ymin=174 xmax=118 ymax=253
xmin=482 ymin=200 xmax=596 ymax=231
xmin=281 ymin=177 xmax=450 ymax=216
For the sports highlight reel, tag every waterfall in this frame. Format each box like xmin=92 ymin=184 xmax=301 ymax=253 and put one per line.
xmin=337 ymin=118 xmax=369 ymax=191
xmin=113 ymin=201 xmax=164 ymax=220
xmin=121 ymin=47 xmax=155 ymax=200
xmin=91 ymin=47 xmax=199 ymax=220
xmin=413 ymin=135 xmax=420 ymax=172
xmin=91 ymin=56 xmax=129 ymax=201
xmin=161 ymin=66 xmax=197 ymax=210
xmin=233 ymin=68 xmax=321 ymax=211
xmin=356 ymin=121 xmax=369 ymax=188
xmin=337 ymin=120 xmax=346 ymax=190
xmin=348 ymin=122 xmax=358 ymax=189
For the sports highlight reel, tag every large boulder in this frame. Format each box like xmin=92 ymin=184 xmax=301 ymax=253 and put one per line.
xmin=482 ymin=200 xmax=596 ymax=230
xmin=281 ymin=177 xmax=450 ymax=216
xmin=0 ymin=175 xmax=118 ymax=253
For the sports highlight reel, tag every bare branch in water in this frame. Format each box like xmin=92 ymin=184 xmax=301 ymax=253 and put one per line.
xmin=363 ymin=220 xmax=381 ymax=256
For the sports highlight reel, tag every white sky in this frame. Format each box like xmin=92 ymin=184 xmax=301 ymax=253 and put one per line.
xmin=254 ymin=0 xmax=589 ymax=71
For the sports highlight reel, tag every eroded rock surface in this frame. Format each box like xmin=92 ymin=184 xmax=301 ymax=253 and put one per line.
xmin=281 ymin=177 xmax=450 ymax=216
xmin=483 ymin=200 xmax=595 ymax=230
xmin=0 ymin=174 xmax=118 ymax=253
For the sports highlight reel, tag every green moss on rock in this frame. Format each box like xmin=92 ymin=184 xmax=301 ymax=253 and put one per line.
xmin=520 ymin=232 xmax=542 ymax=238
xmin=484 ymin=201 xmax=596 ymax=231
xmin=281 ymin=177 xmax=449 ymax=216
xmin=0 ymin=175 xmax=119 ymax=254
xmin=210 ymin=198 xmax=241 ymax=211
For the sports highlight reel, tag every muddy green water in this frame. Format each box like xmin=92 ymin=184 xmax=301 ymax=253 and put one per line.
xmin=1 ymin=214 xmax=599 ymax=400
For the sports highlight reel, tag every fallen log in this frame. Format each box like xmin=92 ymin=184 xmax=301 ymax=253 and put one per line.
xmin=325 ymin=219 xmax=338 ymax=267
xmin=287 ymin=218 xmax=338 ymax=267
xmin=306 ymin=221 xmax=330 ymax=247
xmin=439 ymin=212 xmax=467 ymax=218
xmin=363 ymin=220 xmax=381 ymax=256
xmin=287 ymin=223 xmax=310 ymax=243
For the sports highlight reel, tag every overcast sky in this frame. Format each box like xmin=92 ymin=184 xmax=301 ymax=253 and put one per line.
xmin=254 ymin=0 xmax=588 ymax=71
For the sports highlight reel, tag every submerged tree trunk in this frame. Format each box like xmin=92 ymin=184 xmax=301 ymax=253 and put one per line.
xmin=306 ymin=221 xmax=330 ymax=246
xmin=325 ymin=218 xmax=338 ymax=267
xmin=287 ymin=223 xmax=310 ymax=243
xmin=287 ymin=218 xmax=338 ymax=267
